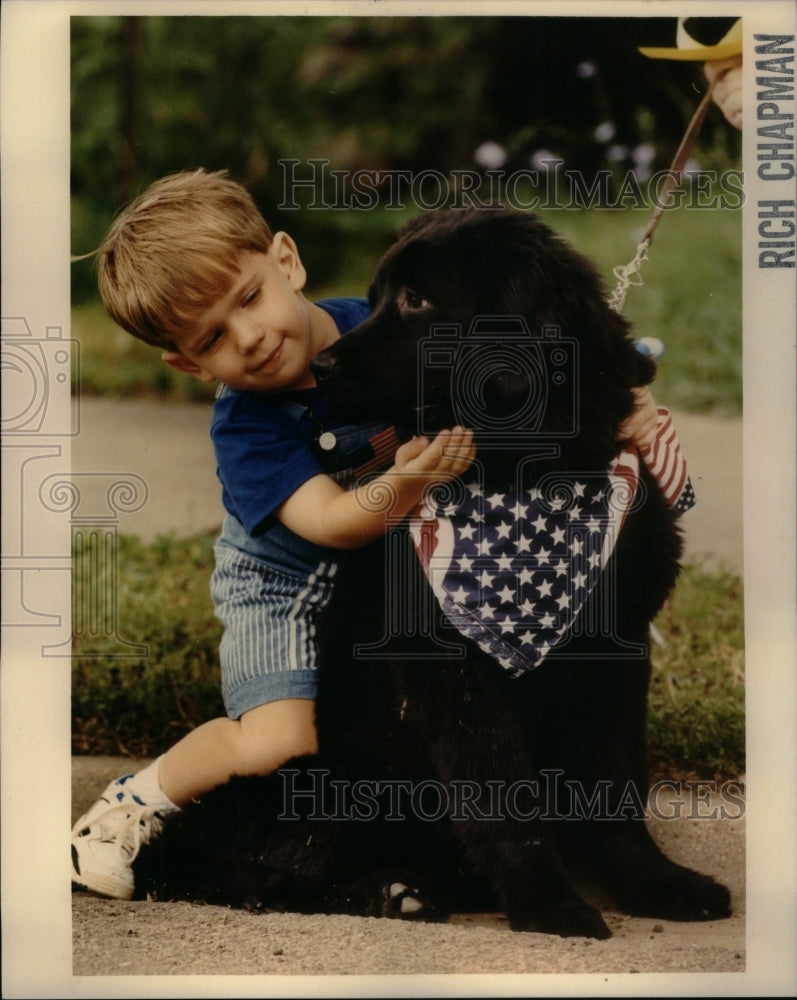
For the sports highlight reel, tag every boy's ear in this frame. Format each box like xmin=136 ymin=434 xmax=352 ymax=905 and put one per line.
xmin=161 ymin=350 xmax=216 ymax=383
xmin=271 ymin=231 xmax=307 ymax=292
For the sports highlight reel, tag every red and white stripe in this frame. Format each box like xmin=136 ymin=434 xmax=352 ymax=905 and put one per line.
xmin=639 ymin=407 xmax=689 ymax=508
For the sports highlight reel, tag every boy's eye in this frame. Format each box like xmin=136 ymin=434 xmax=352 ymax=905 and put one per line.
xmin=243 ymin=285 xmax=262 ymax=307
xmin=202 ymin=329 xmax=224 ymax=352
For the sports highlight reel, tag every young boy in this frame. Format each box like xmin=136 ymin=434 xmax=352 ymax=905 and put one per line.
xmin=71 ymin=169 xmax=475 ymax=900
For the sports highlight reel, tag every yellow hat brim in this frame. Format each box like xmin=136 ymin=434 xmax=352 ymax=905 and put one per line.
xmin=638 ymin=39 xmax=742 ymax=61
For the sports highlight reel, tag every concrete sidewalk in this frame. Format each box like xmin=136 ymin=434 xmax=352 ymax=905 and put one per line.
xmin=73 ymin=397 xmax=743 ymax=573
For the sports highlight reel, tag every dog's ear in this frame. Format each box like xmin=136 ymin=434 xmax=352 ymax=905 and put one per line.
xmin=488 ymin=212 xmax=658 ymax=394
xmin=597 ymin=309 xmax=658 ymax=389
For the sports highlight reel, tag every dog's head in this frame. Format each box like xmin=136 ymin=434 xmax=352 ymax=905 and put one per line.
xmin=311 ymin=208 xmax=655 ymax=473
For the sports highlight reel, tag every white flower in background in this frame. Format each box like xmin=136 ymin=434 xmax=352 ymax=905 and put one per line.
xmin=474 ymin=141 xmax=507 ymax=170
xmin=576 ymin=60 xmax=597 ymax=79
xmin=632 ymin=142 xmax=656 ymax=167
xmin=631 ymin=144 xmax=657 ymax=183
xmin=606 ymin=144 xmax=628 ymax=163
xmin=593 ymin=121 xmax=616 ymax=143
xmin=529 ymin=149 xmax=561 ymax=170
xmin=683 ymin=158 xmax=701 ymax=177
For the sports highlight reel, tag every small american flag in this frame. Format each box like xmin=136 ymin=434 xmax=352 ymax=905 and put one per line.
xmin=352 ymin=426 xmax=407 ymax=480
xmin=332 ymin=426 xmax=409 ymax=488
xmin=639 ymin=408 xmax=695 ymax=513
xmin=410 ymin=407 xmax=695 ymax=675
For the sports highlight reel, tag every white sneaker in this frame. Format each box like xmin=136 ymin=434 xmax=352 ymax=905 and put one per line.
xmin=71 ymin=776 xmax=162 ymax=900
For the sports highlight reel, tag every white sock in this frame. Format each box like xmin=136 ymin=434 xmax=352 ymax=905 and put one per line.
xmin=125 ymin=756 xmax=180 ymax=814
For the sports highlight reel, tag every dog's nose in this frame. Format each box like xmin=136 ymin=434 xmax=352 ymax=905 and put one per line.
xmin=310 ymin=350 xmax=339 ymax=384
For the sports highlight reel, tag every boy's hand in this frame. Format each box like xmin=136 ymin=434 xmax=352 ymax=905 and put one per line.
xmin=275 ymin=427 xmax=474 ymax=549
xmin=395 ymin=427 xmax=476 ymax=481
xmin=618 ymin=387 xmax=658 ymax=451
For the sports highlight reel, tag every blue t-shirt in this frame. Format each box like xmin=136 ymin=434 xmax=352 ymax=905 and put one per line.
xmin=212 ymin=297 xmax=386 ymax=536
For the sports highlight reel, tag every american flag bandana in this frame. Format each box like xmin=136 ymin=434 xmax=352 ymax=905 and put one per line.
xmin=409 ymin=407 xmax=695 ymax=676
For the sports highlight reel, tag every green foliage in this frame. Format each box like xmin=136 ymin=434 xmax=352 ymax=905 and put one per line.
xmin=72 ymin=533 xmax=744 ymax=777
xmin=70 ymin=14 xmax=741 ymax=299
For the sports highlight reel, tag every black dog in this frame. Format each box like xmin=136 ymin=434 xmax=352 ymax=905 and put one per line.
xmin=135 ymin=208 xmax=731 ymax=939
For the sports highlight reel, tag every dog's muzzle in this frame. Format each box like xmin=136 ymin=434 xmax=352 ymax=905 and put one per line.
xmin=310 ymin=349 xmax=339 ymax=386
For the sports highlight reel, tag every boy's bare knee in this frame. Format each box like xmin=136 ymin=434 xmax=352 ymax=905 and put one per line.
xmin=239 ymin=698 xmax=318 ymax=773
xmin=275 ymin=703 xmax=319 ymax=758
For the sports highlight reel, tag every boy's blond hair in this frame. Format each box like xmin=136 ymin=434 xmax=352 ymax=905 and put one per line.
xmin=97 ymin=169 xmax=274 ymax=349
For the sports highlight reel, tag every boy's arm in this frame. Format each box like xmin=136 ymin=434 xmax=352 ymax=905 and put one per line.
xmin=275 ymin=427 xmax=475 ymax=549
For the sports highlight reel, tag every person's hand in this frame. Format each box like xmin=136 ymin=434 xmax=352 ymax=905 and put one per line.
xmin=618 ymin=387 xmax=659 ymax=451
xmin=704 ymin=55 xmax=742 ymax=130
xmin=395 ymin=427 xmax=476 ymax=481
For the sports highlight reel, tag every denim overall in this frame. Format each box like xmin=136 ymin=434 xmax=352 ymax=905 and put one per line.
xmin=210 ymin=392 xmax=396 ymax=719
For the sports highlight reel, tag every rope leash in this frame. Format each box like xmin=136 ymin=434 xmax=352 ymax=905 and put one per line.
xmin=605 ymin=77 xmax=722 ymax=645
xmin=608 ymin=76 xmax=718 ymax=313
xmin=606 ymin=240 xmax=650 ymax=314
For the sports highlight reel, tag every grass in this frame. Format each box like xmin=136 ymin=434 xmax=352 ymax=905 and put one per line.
xmin=648 ymin=564 xmax=745 ymax=779
xmin=72 ymin=532 xmax=745 ymax=779
xmin=71 ymin=204 xmax=741 ymax=414
xmin=551 ymin=205 xmax=742 ymax=415
xmin=72 ymin=532 xmax=225 ymax=758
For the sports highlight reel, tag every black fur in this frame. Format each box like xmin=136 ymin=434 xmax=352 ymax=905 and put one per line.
xmin=135 ymin=209 xmax=731 ymax=938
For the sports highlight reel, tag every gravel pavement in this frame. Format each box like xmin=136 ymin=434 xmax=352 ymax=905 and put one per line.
xmin=70 ymin=757 xmax=746 ymax=982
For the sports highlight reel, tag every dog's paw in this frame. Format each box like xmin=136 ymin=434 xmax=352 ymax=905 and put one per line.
xmin=381 ymin=878 xmax=444 ymax=922
xmin=618 ymin=865 xmax=732 ymax=922
xmin=320 ymin=867 xmax=447 ymax=922
xmin=509 ymin=899 xmax=612 ymax=940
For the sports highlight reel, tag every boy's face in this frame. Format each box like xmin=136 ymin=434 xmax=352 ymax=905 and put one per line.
xmin=162 ymin=234 xmax=337 ymax=393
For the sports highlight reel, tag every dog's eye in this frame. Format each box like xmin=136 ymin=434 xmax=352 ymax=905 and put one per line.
xmin=403 ymin=288 xmax=432 ymax=311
